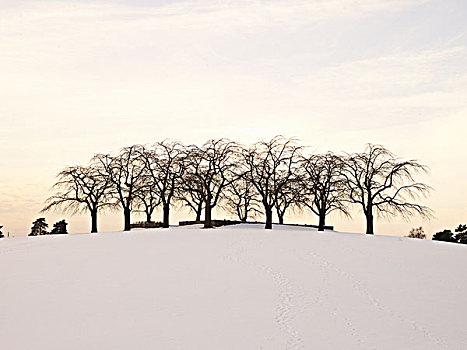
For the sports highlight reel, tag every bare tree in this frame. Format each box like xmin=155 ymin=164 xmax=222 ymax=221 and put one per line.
xmin=138 ymin=141 xmax=186 ymax=228
xmin=42 ymin=165 xmax=113 ymax=233
xmin=342 ymin=144 xmax=432 ymax=235
xmin=274 ymin=176 xmax=302 ymax=225
xmin=134 ymin=179 xmax=160 ymax=223
xmin=94 ymin=145 xmax=146 ymax=231
xmin=223 ymin=176 xmax=262 ymax=222
xmin=243 ymin=136 xmax=302 ymax=229
xmin=299 ymin=153 xmax=350 ymax=231
xmin=177 ymin=176 xmax=205 ymax=221
xmin=185 ymin=139 xmax=239 ymax=228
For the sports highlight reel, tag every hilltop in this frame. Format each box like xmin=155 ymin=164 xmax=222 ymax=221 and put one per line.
xmin=1 ymin=224 xmax=466 ymax=349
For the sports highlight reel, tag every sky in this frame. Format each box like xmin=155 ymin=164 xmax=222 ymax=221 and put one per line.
xmin=0 ymin=0 xmax=466 ymax=237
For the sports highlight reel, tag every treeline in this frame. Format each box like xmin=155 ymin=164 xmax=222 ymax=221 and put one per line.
xmin=406 ymin=225 xmax=467 ymax=244
xmin=42 ymin=136 xmax=432 ymax=234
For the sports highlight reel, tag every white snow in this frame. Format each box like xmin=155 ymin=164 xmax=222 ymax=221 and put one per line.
xmin=1 ymin=224 xmax=466 ymax=350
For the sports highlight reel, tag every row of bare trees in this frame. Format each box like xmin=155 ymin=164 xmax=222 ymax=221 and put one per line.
xmin=42 ymin=137 xmax=432 ymax=234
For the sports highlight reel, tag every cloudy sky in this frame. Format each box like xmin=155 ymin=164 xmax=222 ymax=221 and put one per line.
xmin=1 ymin=0 xmax=466 ymax=236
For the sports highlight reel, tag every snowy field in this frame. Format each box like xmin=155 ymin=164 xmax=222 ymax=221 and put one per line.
xmin=1 ymin=224 xmax=466 ymax=350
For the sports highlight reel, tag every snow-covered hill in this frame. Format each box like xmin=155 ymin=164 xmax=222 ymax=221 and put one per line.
xmin=1 ymin=224 xmax=466 ymax=350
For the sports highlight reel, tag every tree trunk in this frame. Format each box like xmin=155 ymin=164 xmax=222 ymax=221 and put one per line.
xmin=242 ymin=203 xmax=249 ymax=223
xmin=241 ymin=211 xmax=247 ymax=223
xmin=278 ymin=213 xmax=284 ymax=225
xmin=276 ymin=206 xmax=284 ymax=224
xmin=365 ymin=206 xmax=374 ymax=235
xmin=91 ymin=209 xmax=98 ymax=233
xmin=237 ymin=207 xmax=246 ymax=222
xmin=124 ymin=207 xmax=131 ymax=231
xmin=318 ymin=211 xmax=326 ymax=231
xmin=204 ymin=200 xmax=213 ymax=228
xmin=203 ymin=192 xmax=213 ymax=228
xmin=265 ymin=206 xmax=273 ymax=230
xmin=163 ymin=203 xmax=170 ymax=228
xmin=195 ymin=201 xmax=203 ymax=221
xmin=146 ymin=212 xmax=152 ymax=223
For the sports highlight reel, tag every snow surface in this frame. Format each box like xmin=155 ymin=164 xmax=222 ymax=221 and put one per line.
xmin=1 ymin=224 xmax=466 ymax=350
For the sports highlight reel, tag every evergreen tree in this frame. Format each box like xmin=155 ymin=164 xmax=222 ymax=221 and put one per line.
xmin=432 ymin=229 xmax=456 ymax=242
xmin=0 ymin=225 xmax=4 ymax=238
xmin=50 ymin=220 xmax=68 ymax=235
xmin=407 ymin=226 xmax=426 ymax=239
xmin=454 ymin=224 xmax=467 ymax=244
xmin=29 ymin=218 xmax=49 ymax=236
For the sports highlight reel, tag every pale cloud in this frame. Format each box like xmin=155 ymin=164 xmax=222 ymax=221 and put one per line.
xmin=0 ymin=0 xmax=428 ymax=27
xmin=0 ymin=0 xmax=429 ymax=71
xmin=289 ymin=47 xmax=467 ymax=123
xmin=301 ymin=47 xmax=467 ymax=95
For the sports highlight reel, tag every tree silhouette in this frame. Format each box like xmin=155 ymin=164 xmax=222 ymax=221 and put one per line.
xmin=178 ymin=176 xmax=205 ymax=221
xmin=50 ymin=220 xmax=68 ymax=234
xmin=243 ymin=136 xmax=302 ymax=229
xmin=29 ymin=218 xmax=48 ymax=236
xmin=42 ymin=165 xmax=113 ymax=233
xmin=432 ymin=229 xmax=456 ymax=242
xmin=0 ymin=225 xmax=4 ymax=238
xmin=94 ymin=146 xmax=146 ymax=231
xmin=454 ymin=224 xmax=467 ymax=244
xmin=407 ymin=226 xmax=426 ymax=239
xmin=299 ymin=153 xmax=349 ymax=231
xmin=223 ymin=176 xmax=262 ymax=222
xmin=185 ymin=139 xmax=239 ymax=228
xmin=342 ymin=144 xmax=432 ymax=235
xmin=275 ymin=177 xmax=301 ymax=225
xmin=134 ymin=182 xmax=160 ymax=223
xmin=138 ymin=141 xmax=186 ymax=228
